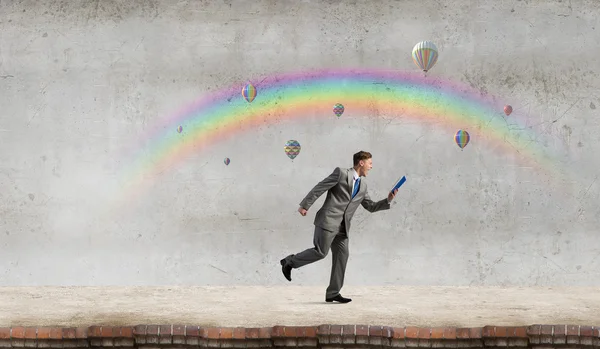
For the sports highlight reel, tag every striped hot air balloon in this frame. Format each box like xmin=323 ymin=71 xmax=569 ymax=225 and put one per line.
xmin=412 ymin=41 xmax=439 ymax=72
xmin=242 ymin=83 xmax=257 ymax=103
xmin=504 ymin=105 xmax=513 ymax=116
xmin=454 ymin=130 xmax=470 ymax=150
xmin=333 ymin=103 xmax=344 ymax=117
xmin=224 ymin=157 xmax=230 ymax=165
xmin=284 ymin=140 xmax=301 ymax=160
xmin=177 ymin=125 xmax=183 ymax=133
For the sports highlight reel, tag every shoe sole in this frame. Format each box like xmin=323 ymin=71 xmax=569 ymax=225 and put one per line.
xmin=325 ymin=298 xmax=351 ymax=303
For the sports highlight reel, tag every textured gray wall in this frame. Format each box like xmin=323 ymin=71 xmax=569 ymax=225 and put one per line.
xmin=1 ymin=0 xmax=599 ymax=286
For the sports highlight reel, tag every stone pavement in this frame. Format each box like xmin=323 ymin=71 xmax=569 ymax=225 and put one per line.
xmin=1 ymin=286 xmax=598 ymax=327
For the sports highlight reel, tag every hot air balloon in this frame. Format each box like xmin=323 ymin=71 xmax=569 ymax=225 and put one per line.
xmin=177 ymin=125 xmax=183 ymax=133
xmin=504 ymin=105 xmax=513 ymax=116
xmin=333 ymin=103 xmax=345 ymax=117
xmin=284 ymin=140 xmax=301 ymax=160
xmin=224 ymin=157 xmax=230 ymax=165
xmin=455 ymin=130 xmax=470 ymax=150
xmin=242 ymin=83 xmax=257 ymax=103
xmin=412 ymin=41 xmax=439 ymax=72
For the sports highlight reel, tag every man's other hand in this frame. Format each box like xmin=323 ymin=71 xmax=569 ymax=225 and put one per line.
xmin=298 ymin=207 xmax=308 ymax=216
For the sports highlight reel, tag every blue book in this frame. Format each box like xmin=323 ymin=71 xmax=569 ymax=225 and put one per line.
xmin=391 ymin=175 xmax=407 ymax=192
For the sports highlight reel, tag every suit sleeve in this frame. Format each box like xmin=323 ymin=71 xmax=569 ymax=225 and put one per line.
xmin=360 ymin=189 xmax=391 ymax=213
xmin=299 ymin=167 xmax=342 ymax=210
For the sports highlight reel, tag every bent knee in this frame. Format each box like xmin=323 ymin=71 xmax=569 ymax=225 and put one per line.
xmin=314 ymin=248 xmax=328 ymax=259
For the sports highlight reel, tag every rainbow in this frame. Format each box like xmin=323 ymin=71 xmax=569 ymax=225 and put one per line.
xmin=117 ymin=68 xmax=565 ymax=202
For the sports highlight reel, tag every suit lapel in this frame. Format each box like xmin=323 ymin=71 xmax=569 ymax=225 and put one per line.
xmin=346 ymin=168 xmax=353 ymax=196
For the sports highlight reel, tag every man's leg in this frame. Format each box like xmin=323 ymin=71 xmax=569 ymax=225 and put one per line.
xmin=283 ymin=226 xmax=336 ymax=268
xmin=281 ymin=226 xmax=337 ymax=281
xmin=325 ymin=228 xmax=349 ymax=300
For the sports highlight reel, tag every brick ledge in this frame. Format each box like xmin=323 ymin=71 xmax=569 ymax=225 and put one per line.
xmin=0 ymin=324 xmax=598 ymax=348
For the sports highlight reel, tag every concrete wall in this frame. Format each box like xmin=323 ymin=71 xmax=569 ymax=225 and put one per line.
xmin=1 ymin=0 xmax=599 ymax=286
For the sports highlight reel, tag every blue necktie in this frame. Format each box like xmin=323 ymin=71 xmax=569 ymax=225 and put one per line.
xmin=352 ymin=177 xmax=360 ymax=199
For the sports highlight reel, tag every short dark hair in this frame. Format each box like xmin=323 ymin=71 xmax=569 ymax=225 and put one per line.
xmin=353 ymin=151 xmax=372 ymax=166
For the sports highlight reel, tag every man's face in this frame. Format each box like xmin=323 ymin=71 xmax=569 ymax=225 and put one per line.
xmin=358 ymin=158 xmax=373 ymax=176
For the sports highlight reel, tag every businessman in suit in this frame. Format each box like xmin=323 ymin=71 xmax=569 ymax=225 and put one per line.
xmin=280 ymin=151 xmax=398 ymax=303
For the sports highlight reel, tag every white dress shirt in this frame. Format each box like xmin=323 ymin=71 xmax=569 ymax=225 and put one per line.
xmin=351 ymin=169 xmax=360 ymax=196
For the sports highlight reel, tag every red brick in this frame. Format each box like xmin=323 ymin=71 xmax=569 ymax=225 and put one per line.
xmin=121 ymin=327 xmax=133 ymax=338
xmin=443 ymin=327 xmax=456 ymax=339
xmin=392 ymin=327 xmax=405 ymax=339
xmin=383 ymin=326 xmax=393 ymax=337
xmin=88 ymin=326 xmax=100 ymax=337
xmin=355 ymin=325 xmax=367 ymax=337
xmin=295 ymin=327 xmax=307 ymax=337
xmin=456 ymin=328 xmax=470 ymax=339
xmin=431 ymin=328 xmax=444 ymax=339
xmin=527 ymin=325 xmax=541 ymax=336
xmin=258 ymin=327 xmax=271 ymax=338
xmin=37 ymin=328 xmax=50 ymax=339
xmin=219 ymin=328 xmax=233 ymax=339
xmin=245 ymin=328 xmax=259 ymax=339
xmin=342 ymin=325 xmax=355 ymax=337
xmin=232 ymin=328 xmax=245 ymax=340
xmin=331 ymin=325 xmax=342 ymax=336
xmin=147 ymin=325 xmax=159 ymax=335
xmin=317 ymin=325 xmax=330 ymax=336
xmin=482 ymin=326 xmax=495 ymax=337
xmin=24 ymin=327 xmax=36 ymax=339
xmin=581 ymin=326 xmax=593 ymax=336
xmin=505 ymin=327 xmax=516 ymax=337
xmin=272 ymin=326 xmax=285 ymax=337
xmin=62 ymin=328 xmax=75 ymax=339
xmin=112 ymin=327 xmax=122 ymax=337
xmin=206 ymin=328 xmax=220 ymax=340
xmin=496 ymin=327 xmax=508 ymax=337
xmin=283 ymin=326 xmax=297 ymax=338
xmin=12 ymin=324 xmax=598 ymax=345
xmin=186 ymin=326 xmax=200 ymax=337
xmin=159 ymin=325 xmax=171 ymax=336
xmin=133 ymin=325 xmax=146 ymax=335
xmin=172 ymin=325 xmax=184 ymax=336
xmin=406 ymin=327 xmax=419 ymax=339
xmin=469 ymin=327 xmax=482 ymax=338
xmin=554 ymin=325 xmax=566 ymax=336
xmin=102 ymin=326 xmax=116 ymax=338
xmin=567 ymin=325 xmax=579 ymax=336
xmin=101 ymin=326 xmax=114 ymax=337
xmin=0 ymin=328 xmax=9 ymax=339
xmin=341 ymin=326 xmax=355 ymax=344
xmin=540 ymin=325 xmax=553 ymax=335
xmin=418 ymin=328 xmax=431 ymax=339
xmin=75 ymin=327 xmax=87 ymax=338
xmin=11 ymin=327 xmax=24 ymax=339
xmin=515 ymin=327 xmax=527 ymax=338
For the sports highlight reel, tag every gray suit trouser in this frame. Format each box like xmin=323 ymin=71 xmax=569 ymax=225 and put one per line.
xmin=285 ymin=224 xmax=349 ymax=299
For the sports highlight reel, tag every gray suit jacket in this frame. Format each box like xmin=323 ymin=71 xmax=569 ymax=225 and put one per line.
xmin=299 ymin=167 xmax=391 ymax=232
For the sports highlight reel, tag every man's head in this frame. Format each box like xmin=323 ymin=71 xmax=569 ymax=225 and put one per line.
xmin=353 ymin=151 xmax=373 ymax=177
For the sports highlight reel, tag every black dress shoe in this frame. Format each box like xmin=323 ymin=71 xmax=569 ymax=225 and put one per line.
xmin=280 ymin=259 xmax=292 ymax=281
xmin=326 ymin=294 xmax=352 ymax=303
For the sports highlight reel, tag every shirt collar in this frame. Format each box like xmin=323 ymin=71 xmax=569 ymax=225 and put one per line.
xmin=352 ymin=168 xmax=359 ymax=180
